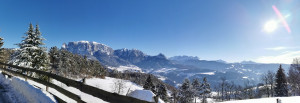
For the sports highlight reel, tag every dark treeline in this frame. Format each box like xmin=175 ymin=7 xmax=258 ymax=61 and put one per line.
xmin=49 ymin=46 xmax=106 ymax=78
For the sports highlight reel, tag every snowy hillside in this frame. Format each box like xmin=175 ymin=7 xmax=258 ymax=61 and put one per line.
xmin=0 ymin=73 xmax=56 ymax=103
xmin=63 ymin=41 xmax=291 ymax=87
xmin=0 ymin=69 xmax=161 ymax=103
xmin=218 ymin=96 xmax=300 ymax=103
xmin=107 ymin=65 xmax=143 ymax=73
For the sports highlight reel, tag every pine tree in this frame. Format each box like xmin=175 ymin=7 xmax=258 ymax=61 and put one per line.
xmin=143 ymin=75 xmax=156 ymax=94
xmin=156 ymin=83 xmax=168 ymax=102
xmin=49 ymin=46 xmax=60 ymax=73
xmin=31 ymin=24 xmax=50 ymax=71
xmin=200 ymin=77 xmax=211 ymax=103
xmin=11 ymin=23 xmax=50 ymax=79
xmin=0 ymin=37 xmax=4 ymax=62
xmin=0 ymin=37 xmax=4 ymax=68
xmin=59 ymin=49 xmax=71 ymax=77
xmin=13 ymin=23 xmax=35 ymax=68
xmin=191 ymin=78 xmax=201 ymax=103
xmin=275 ymin=65 xmax=288 ymax=97
xmin=179 ymin=79 xmax=193 ymax=103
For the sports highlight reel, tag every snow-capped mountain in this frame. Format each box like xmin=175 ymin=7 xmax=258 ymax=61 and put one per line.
xmin=62 ymin=41 xmax=290 ymax=87
xmin=62 ymin=41 xmax=114 ymax=56
xmin=62 ymin=41 xmax=174 ymax=69
xmin=114 ymin=48 xmax=146 ymax=64
xmin=169 ymin=56 xmax=200 ymax=62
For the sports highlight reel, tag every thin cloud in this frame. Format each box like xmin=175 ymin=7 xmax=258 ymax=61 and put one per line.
xmin=265 ymin=46 xmax=289 ymax=51
xmin=265 ymin=46 xmax=298 ymax=51
xmin=255 ymin=51 xmax=300 ymax=64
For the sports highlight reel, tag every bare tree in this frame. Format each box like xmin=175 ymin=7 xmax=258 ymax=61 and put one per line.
xmin=113 ymin=73 xmax=125 ymax=94
xmin=261 ymin=73 xmax=270 ymax=97
xmin=220 ymin=77 xmax=227 ymax=101
xmin=267 ymin=71 xmax=275 ymax=97
xmin=288 ymin=58 xmax=300 ymax=96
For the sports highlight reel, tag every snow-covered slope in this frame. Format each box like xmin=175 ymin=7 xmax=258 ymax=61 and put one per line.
xmin=7 ymin=73 xmax=151 ymax=103
xmin=128 ymin=90 xmax=164 ymax=103
xmin=107 ymin=65 xmax=143 ymax=73
xmin=63 ymin=41 xmax=290 ymax=87
xmin=218 ymin=96 xmax=300 ymax=103
xmin=0 ymin=73 xmax=56 ymax=103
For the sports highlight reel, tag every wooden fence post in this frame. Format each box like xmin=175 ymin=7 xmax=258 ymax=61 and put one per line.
xmin=46 ymin=71 xmax=51 ymax=92
xmin=23 ymin=70 xmax=27 ymax=81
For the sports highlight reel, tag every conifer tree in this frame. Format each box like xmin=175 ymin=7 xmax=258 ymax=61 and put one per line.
xmin=0 ymin=37 xmax=5 ymax=68
xmin=275 ymin=65 xmax=288 ymax=97
xmin=11 ymin=23 xmax=50 ymax=79
xmin=156 ymin=83 xmax=168 ymax=102
xmin=0 ymin=37 xmax=4 ymax=62
xmin=13 ymin=23 xmax=35 ymax=68
xmin=143 ymin=75 xmax=156 ymax=94
xmin=49 ymin=46 xmax=60 ymax=73
xmin=200 ymin=77 xmax=211 ymax=103
xmin=31 ymin=24 xmax=50 ymax=71
xmin=179 ymin=79 xmax=193 ymax=103
xmin=191 ymin=78 xmax=201 ymax=103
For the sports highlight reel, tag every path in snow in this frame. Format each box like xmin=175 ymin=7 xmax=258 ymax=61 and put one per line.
xmin=0 ymin=83 xmax=10 ymax=103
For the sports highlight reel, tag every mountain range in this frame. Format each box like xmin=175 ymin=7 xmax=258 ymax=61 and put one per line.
xmin=62 ymin=41 xmax=290 ymax=87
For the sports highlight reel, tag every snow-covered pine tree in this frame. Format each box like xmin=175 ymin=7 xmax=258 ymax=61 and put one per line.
xmin=143 ymin=75 xmax=156 ymax=94
xmin=191 ymin=78 xmax=201 ymax=103
xmin=200 ymin=77 xmax=211 ymax=103
xmin=156 ymin=83 xmax=168 ymax=102
xmin=31 ymin=24 xmax=50 ymax=71
xmin=179 ymin=78 xmax=193 ymax=103
xmin=31 ymin=24 xmax=50 ymax=80
xmin=275 ymin=65 xmax=288 ymax=97
xmin=11 ymin=24 xmax=50 ymax=79
xmin=13 ymin=23 xmax=35 ymax=68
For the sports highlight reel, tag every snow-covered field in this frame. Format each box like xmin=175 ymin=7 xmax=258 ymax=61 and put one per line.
xmin=25 ymin=77 xmax=145 ymax=103
xmin=1 ymin=71 xmax=159 ymax=103
xmin=0 ymin=73 xmax=56 ymax=103
xmin=107 ymin=65 xmax=143 ymax=73
xmin=0 ymin=68 xmax=165 ymax=103
xmin=218 ymin=96 xmax=300 ymax=103
xmin=80 ymin=77 xmax=143 ymax=95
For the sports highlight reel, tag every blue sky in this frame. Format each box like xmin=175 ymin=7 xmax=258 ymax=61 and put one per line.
xmin=1 ymin=0 xmax=300 ymax=63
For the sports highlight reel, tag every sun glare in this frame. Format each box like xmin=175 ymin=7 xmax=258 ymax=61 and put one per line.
xmin=264 ymin=20 xmax=278 ymax=33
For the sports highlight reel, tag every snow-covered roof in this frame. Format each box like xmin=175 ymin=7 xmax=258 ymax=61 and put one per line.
xmin=128 ymin=90 xmax=155 ymax=102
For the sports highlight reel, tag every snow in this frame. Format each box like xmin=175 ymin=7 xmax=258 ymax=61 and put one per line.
xmin=0 ymin=73 xmax=56 ymax=103
xmin=156 ymin=75 xmax=167 ymax=81
xmin=242 ymin=76 xmax=248 ymax=79
xmin=27 ymin=76 xmax=144 ymax=103
xmin=128 ymin=90 xmax=155 ymax=102
xmin=10 ymin=78 xmax=56 ymax=103
xmin=128 ymin=90 xmax=165 ymax=103
xmin=154 ymin=68 xmax=177 ymax=73
xmin=0 ymin=70 xmax=148 ymax=103
xmin=107 ymin=65 xmax=143 ymax=73
xmin=82 ymin=77 xmax=144 ymax=95
xmin=198 ymin=72 xmax=215 ymax=75
xmin=218 ymin=96 xmax=300 ymax=103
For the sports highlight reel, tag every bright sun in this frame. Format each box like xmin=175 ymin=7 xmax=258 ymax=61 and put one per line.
xmin=264 ymin=20 xmax=278 ymax=33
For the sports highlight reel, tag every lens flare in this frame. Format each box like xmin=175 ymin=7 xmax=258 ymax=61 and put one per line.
xmin=264 ymin=20 xmax=278 ymax=32
xmin=272 ymin=5 xmax=291 ymax=33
